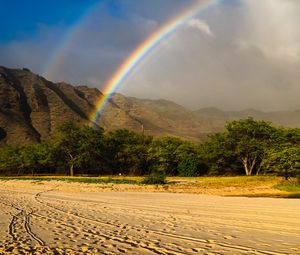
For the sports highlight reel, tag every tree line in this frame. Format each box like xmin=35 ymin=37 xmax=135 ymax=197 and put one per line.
xmin=0 ymin=118 xmax=299 ymax=178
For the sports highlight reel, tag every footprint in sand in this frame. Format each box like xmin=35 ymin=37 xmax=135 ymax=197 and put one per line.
xmin=223 ymin=235 xmax=235 ymax=240
xmin=191 ymin=247 xmax=205 ymax=252
xmin=102 ymin=244 xmax=116 ymax=249
xmin=206 ymin=244 xmax=217 ymax=249
xmin=117 ymin=248 xmax=128 ymax=253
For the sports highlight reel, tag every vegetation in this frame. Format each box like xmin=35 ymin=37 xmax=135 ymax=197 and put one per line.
xmin=273 ymin=178 xmax=300 ymax=198
xmin=141 ymin=173 xmax=166 ymax=185
xmin=201 ymin=118 xmax=300 ymax=178
xmin=274 ymin=183 xmax=300 ymax=193
xmin=1 ymin=175 xmax=299 ymax=198
xmin=0 ymin=176 xmax=137 ymax=184
xmin=0 ymin=118 xmax=299 ymax=183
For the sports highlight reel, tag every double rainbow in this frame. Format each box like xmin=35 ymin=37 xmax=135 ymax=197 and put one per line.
xmin=44 ymin=0 xmax=218 ymax=123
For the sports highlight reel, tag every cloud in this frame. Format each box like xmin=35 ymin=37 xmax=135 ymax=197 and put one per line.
xmin=186 ymin=18 xmax=214 ymax=37
xmin=0 ymin=24 xmax=65 ymax=72
xmin=1 ymin=0 xmax=300 ymax=111
xmin=119 ymin=0 xmax=300 ymax=111
xmin=238 ymin=0 xmax=300 ymax=62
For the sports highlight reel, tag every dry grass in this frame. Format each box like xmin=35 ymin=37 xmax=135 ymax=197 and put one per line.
xmin=168 ymin=176 xmax=280 ymax=187
xmin=0 ymin=175 xmax=298 ymax=198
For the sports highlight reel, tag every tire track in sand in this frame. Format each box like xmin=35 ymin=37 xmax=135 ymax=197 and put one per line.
xmin=34 ymin=190 xmax=186 ymax=255
xmin=36 ymin=189 xmax=288 ymax=255
xmin=0 ymin=200 xmax=45 ymax=246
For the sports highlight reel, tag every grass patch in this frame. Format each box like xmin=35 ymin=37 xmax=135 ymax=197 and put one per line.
xmin=141 ymin=173 xmax=166 ymax=185
xmin=272 ymin=180 xmax=300 ymax=198
xmin=273 ymin=183 xmax=300 ymax=193
xmin=2 ymin=176 xmax=300 ymax=198
xmin=168 ymin=176 xmax=280 ymax=188
xmin=0 ymin=176 xmax=138 ymax=185
xmin=0 ymin=175 xmax=168 ymax=185
xmin=0 ymin=175 xmax=281 ymax=187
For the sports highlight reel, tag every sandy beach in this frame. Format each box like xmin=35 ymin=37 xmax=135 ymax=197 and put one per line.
xmin=0 ymin=180 xmax=299 ymax=254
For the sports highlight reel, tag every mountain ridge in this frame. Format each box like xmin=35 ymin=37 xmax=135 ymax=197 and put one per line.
xmin=194 ymin=106 xmax=300 ymax=130
xmin=0 ymin=66 xmax=299 ymax=145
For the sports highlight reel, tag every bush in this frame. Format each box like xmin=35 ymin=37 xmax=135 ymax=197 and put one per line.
xmin=177 ymin=157 xmax=207 ymax=177
xmin=141 ymin=173 xmax=166 ymax=185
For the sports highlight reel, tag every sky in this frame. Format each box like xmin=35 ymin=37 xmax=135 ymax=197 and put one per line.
xmin=0 ymin=0 xmax=300 ymax=111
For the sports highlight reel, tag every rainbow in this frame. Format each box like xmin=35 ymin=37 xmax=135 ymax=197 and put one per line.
xmin=90 ymin=0 xmax=218 ymax=123
xmin=42 ymin=2 xmax=100 ymax=81
xmin=43 ymin=0 xmax=219 ymax=123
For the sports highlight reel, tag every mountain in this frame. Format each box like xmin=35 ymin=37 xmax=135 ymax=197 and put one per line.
xmin=0 ymin=67 xmax=211 ymax=145
xmin=194 ymin=107 xmax=300 ymax=130
xmin=0 ymin=67 xmax=142 ymax=145
xmin=0 ymin=66 xmax=299 ymax=145
xmin=109 ymin=95 xmax=214 ymax=141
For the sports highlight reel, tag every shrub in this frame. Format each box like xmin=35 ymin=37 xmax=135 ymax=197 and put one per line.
xmin=177 ymin=157 xmax=207 ymax=177
xmin=141 ymin=173 xmax=166 ymax=185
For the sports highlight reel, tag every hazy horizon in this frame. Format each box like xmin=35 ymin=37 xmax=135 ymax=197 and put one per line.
xmin=1 ymin=0 xmax=300 ymax=111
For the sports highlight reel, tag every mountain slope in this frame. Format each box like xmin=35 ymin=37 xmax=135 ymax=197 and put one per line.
xmin=0 ymin=67 xmax=142 ymax=145
xmin=0 ymin=66 xmax=299 ymax=145
xmin=0 ymin=67 xmax=213 ymax=145
xmin=194 ymin=107 xmax=300 ymax=130
xmin=122 ymin=96 xmax=214 ymax=139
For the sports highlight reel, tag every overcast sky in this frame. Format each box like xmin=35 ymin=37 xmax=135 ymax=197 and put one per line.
xmin=1 ymin=0 xmax=300 ymax=111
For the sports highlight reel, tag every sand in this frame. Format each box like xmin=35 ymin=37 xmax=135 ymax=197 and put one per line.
xmin=0 ymin=180 xmax=299 ymax=254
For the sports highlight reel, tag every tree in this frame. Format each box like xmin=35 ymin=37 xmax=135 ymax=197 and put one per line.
xmin=264 ymin=146 xmax=300 ymax=179
xmin=178 ymin=157 xmax=207 ymax=177
xmin=225 ymin=118 xmax=278 ymax=176
xmin=201 ymin=118 xmax=281 ymax=176
xmin=0 ymin=146 xmax=23 ymax=175
xmin=20 ymin=143 xmax=53 ymax=175
xmin=200 ymin=132 xmax=239 ymax=176
xmin=79 ymin=125 xmax=107 ymax=175
xmin=52 ymin=122 xmax=104 ymax=176
xmin=104 ymin=129 xmax=152 ymax=175
xmin=148 ymin=137 xmax=186 ymax=176
xmin=175 ymin=142 xmax=207 ymax=177
xmin=281 ymin=128 xmax=300 ymax=145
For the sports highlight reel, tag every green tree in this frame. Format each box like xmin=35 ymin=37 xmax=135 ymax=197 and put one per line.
xmin=148 ymin=137 xmax=186 ymax=176
xmin=281 ymin=128 xmax=300 ymax=145
xmin=201 ymin=118 xmax=280 ymax=176
xmin=225 ymin=118 xmax=278 ymax=176
xmin=104 ymin=129 xmax=152 ymax=175
xmin=175 ymin=142 xmax=207 ymax=177
xmin=20 ymin=143 xmax=53 ymax=175
xmin=264 ymin=146 xmax=300 ymax=179
xmin=178 ymin=157 xmax=207 ymax=177
xmin=0 ymin=146 xmax=23 ymax=175
xmin=200 ymin=132 xmax=239 ymax=175
xmin=52 ymin=122 xmax=104 ymax=176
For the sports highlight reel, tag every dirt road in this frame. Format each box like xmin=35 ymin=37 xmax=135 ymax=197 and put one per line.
xmin=0 ymin=182 xmax=299 ymax=254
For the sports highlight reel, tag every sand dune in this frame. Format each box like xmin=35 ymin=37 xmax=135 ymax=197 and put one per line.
xmin=0 ymin=181 xmax=299 ymax=254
